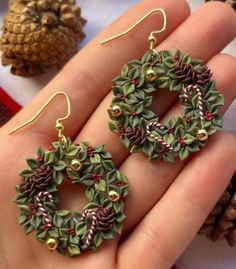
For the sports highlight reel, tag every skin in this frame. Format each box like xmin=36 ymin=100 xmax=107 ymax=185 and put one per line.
xmin=0 ymin=0 xmax=236 ymax=268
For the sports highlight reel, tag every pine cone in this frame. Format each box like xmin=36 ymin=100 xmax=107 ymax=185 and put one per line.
xmin=125 ymin=127 xmax=146 ymax=146
xmin=199 ymin=174 xmax=236 ymax=246
xmin=20 ymin=164 xmax=54 ymax=198
xmin=96 ymin=208 xmax=116 ymax=231
xmin=171 ymin=61 xmax=196 ymax=85
xmin=171 ymin=61 xmax=212 ymax=87
xmin=195 ymin=65 xmax=212 ymax=87
xmin=205 ymin=0 xmax=236 ymax=10
xmin=0 ymin=0 xmax=86 ymax=77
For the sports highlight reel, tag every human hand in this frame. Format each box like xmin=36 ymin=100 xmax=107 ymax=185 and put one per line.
xmin=0 ymin=1 xmax=236 ymax=269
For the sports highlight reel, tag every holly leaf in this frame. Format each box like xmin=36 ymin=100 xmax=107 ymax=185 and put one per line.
xmin=19 ymin=169 xmax=34 ymax=177
xmin=90 ymin=154 xmax=101 ymax=164
xmin=68 ymin=244 xmax=81 ymax=257
xmin=53 ymin=161 xmax=67 ymax=171
xmin=95 ymin=180 xmax=106 ymax=192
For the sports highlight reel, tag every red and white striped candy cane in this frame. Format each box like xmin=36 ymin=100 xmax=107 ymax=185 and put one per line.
xmin=81 ymin=209 xmax=97 ymax=247
xmin=146 ymin=121 xmax=174 ymax=151
xmin=36 ymin=191 xmax=54 ymax=229
xmin=183 ymin=85 xmax=204 ymax=120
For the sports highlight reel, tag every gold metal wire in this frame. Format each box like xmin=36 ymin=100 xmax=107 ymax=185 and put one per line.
xmin=100 ymin=8 xmax=167 ymax=54
xmin=9 ymin=91 xmax=71 ymax=148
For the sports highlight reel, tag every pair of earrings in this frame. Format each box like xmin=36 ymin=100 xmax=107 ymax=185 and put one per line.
xmin=12 ymin=9 xmax=223 ymax=257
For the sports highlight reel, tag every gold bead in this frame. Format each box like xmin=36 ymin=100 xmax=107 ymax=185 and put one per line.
xmin=108 ymin=190 xmax=120 ymax=202
xmin=197 ymin=129 xmax=208 ymax=142
xmin=70 ymin=159 xmax=83 ymax=171
xmin=145 ymin=68 xmax=157 ymax=82
xmin=46 ymin=238 xmax=58 ymax=251
xmin=110 ymin=105 xmax=123 ymax=118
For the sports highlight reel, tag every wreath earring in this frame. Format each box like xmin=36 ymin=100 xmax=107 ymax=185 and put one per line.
xmin=11 ymin=92 xmax=129 ymax=257
xmin=102 ymin=9 xmax=224 ymax=162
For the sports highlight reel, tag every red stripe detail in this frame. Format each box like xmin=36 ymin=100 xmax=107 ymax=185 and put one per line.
xmin=0 ymin=87 xmax=22 ymax=114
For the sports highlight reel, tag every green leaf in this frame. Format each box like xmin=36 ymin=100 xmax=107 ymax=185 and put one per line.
xmin=164 ymin=134 xmax=174 ymax=144
xmin=113 ymin=202 xmax=123 ymax=214
xmin=36 ymin=230 xmax=47 ymax=239
xmin=95 ymin=180 xmax=106 ymax=192
xmin=85 ymin=187 xmax=95 ymax=201
xmin=68 ymin=244 xmax=81 ymax=257
xmin=37 ymin=147 xmax=45 ymax=158
xmin=76 ymin=222 xmax=87 ymax=236
xmin=102 ymin=230 xmax=114 ymax=240
xmin=183 ymin=134 xmax=196 ymax=145
xmin=120 ymin=136 xmax=131 ymax=148
xmin=26 ymin=158 xmax=40 ymax=170
xmin=182 ymin=54 xmax=191 ymax=64
xmin=116 ymin=212 xmax=126 ymax=223
xmin=93 ymin=145 xmax=104 ymax=153
xmin=113 ymin=222 xmax=123 ymax=234
xmin=67 ymin=168 xmax=80 ymax=180
xmin=109 ymin=121 xmax=119 ymax=133
xmin=19 ymin=169 xmax=34 ymax=177
xmin=117 ymin=171 xmax=128 ymax=183
xmin=53 ymin=161 xmax=67 ymax=171
xmin=101 ymin=151 xmax=112 ymax=159
xmin=163 ymin=56 xmax=175 ymax=68
xmin=19 ymin=205 xmax=31 ymax=214
xmin=90 ymin=154 xmax=101 ymax=164
xmin=59 ymin=228 xmax=69 ymax=238
xmin=44 ymin=202 xmax=56 ymax=213
xmin=53 ymin=215 xmax=64 ymax=227
xmin=57 ymin=209 xmax=71 ymax=217
xmin=121 ymin=64 xmax=129 ymax=77
xmin=53 ymin=171 xmax=64 ymax=185
xmin=67 ymin=145 xmax=80 ymax=157
xmin=14 ymin=193 xmax=27 ymax=204
xmin=123 ymin=83 xmax=135 ymax=96
xmin=93 ymin=232 xmax=103 ymax=248
xmin=107 ymin=170 xmax=117 ymax=184
xmin=49 ymin=227 xmax=59 ymax=238
xmin=44 ymin=151 xmax=55 ymax=164
xmin=179 ymin=147 xmax=190 ymax=161
xmin=24 ymin=223 xmax=34 ymax=234
xmin=19 ymin=214 xmax=27 ymax=224
xmin=103 ymin=160 xmax=115 ymax=171
xmin=158 ymin=77 xmax=169 ymax=88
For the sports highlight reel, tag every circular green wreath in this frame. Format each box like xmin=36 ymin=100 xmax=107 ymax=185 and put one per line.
xmin=108 ymin=50 xmax=224 ymax=162
xmin=14 ymin=138 xmax=129 ymax=257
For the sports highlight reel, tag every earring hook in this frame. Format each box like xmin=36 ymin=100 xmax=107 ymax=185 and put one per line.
xmin=9 ymin=91 xmax=71 ymax=147
xmin=100 ymin=8 xmax=167 ymax=54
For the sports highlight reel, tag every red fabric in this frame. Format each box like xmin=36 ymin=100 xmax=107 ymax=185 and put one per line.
xmin=0 ymin=86 xmax=22 ymax=126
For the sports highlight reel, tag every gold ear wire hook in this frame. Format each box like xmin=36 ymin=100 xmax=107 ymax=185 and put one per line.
xmin=100 ymin=8 xmax=167 ymax=54
xmin=9 ymin=91 xmax=71 ymax=148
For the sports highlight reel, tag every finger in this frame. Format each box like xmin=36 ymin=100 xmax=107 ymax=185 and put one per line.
xmin=2 ymin=0 xmax=190 ymax=143
xmin=117 ymin=132 xmax=236 ymax=269
xmin=119 ymin=53 xmax=236 ymax=234
xmin=76 ymin=2 xmax=236 ymax=165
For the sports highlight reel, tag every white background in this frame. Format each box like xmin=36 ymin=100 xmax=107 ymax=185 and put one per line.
xmin=0 ymin=1 xmax=235 ymax=268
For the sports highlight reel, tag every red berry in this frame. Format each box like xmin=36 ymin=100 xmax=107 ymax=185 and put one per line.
xmin=174 ymin=56 xmax=180 ymax=61
xmin=185 ymin=116 xmax=191 ymax=123
xmin=29 ymin=204 xmax=35 ymax=209
xmin=87 ymin=146 xmax=93 ymax=152
xmin=120 ymin=94 xmax=125 ymax=100
xmin=44 ymin=224 xmax=50 ymax=231
xmin=178 ymin=137 xmax=186 ymax=147
xmin=32 ymin=209 xmax=37 ymax=214
xmin=149 ymin=62 xmax=156 ymax=67
xmin=131 ymin=112 xmax=137 ymax=117
xmin=129 ymin=79 xmax=137 ymax=85
xmin=37 ymin=156 xmax=43 ymax=162
xmin=48 ymin=146 xmax=54 ymax=151
xmin=167 ymin=128 xmax=173 ymax=134
xmin=205 ymin=111 xmax=214 ymax=121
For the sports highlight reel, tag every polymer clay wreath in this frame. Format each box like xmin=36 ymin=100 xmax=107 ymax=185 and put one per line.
xmin=14 ymin=138 xmax=129 ymax=257
xmin=108 ymin=50 xmax=224 ymax=162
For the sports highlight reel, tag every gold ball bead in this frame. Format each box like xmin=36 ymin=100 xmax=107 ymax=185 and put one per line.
xmin=110 ymin=105 xmax=123 ymax=118
xmin=108 ymin=190 xmax=120 ymax=202
xmin=46 ymin=238 xmax=58 ymax=251
xmin=197 ymin=129 xmax=209 ymax=142
xmin=145 ymin=68 xmax=157 ymax=82
xmin=70 ymin=159 xmax=83 ymax=171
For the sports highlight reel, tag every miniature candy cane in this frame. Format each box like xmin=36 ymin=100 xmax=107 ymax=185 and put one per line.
xmin=81 ymin=209 xmax=97 ymax=247
xmin=183 ymin=85 xmax=204 ymax=120
xmin=36 ymin=191 xmax=54 ymax=229
xmin=146 ymin=121 xmax=174 ymax=151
